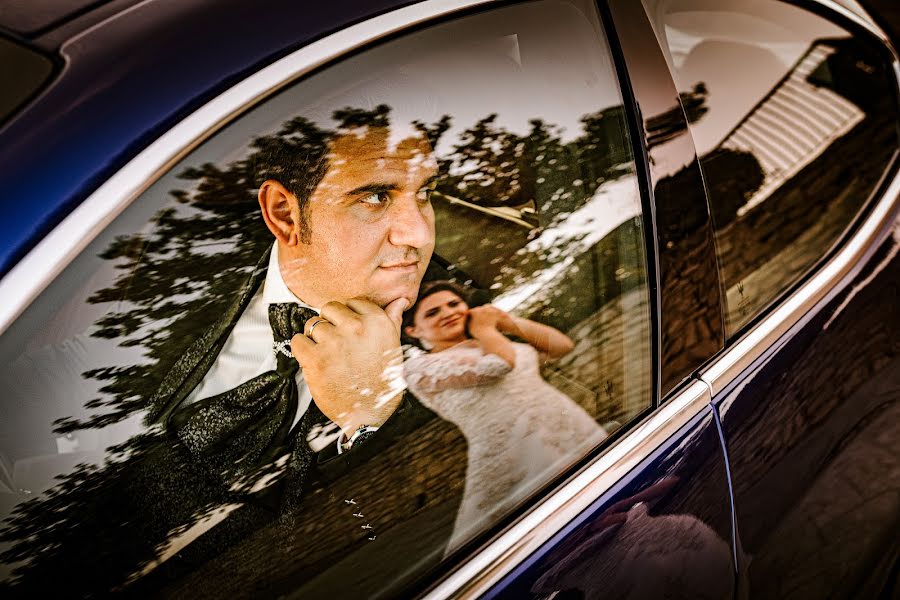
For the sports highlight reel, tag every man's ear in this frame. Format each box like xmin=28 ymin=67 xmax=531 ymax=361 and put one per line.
xmin=403 ymin=324 xmax=418 ymax=339
xmin=259 ymin=179 xmax=302 ymax=246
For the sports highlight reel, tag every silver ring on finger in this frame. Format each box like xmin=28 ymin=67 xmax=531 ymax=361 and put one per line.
xmin=306 ymin=317 xmax=327 ymax=340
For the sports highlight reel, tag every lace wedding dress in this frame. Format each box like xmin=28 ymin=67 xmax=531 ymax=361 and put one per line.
xmin=405 ymin=341 xmax=606 ymax=551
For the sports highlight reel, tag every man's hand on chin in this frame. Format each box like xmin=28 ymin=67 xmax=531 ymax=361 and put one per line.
xmin=290 ymin=296 xmax=409 ymax=438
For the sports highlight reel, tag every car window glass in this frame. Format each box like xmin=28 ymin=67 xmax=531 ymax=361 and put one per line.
xmin=643 ymin=0 xmax=900 ymax=337
xmin=0 ymin=1 xmax=651 ymax=595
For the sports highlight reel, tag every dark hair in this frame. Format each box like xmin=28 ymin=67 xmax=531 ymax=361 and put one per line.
xmin=402 ymin=280 xmax=472 ymax=344
xmin=253 ymin=117 xmax=333 ymax=244
xmin=252 ymin=105 xmax=395 ymax=243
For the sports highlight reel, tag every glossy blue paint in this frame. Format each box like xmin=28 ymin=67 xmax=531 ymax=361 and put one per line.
xmin=483 ymin=403 xmax=735 ymax=600
xmin=714 ymin=228 xmax=900 ymax=599
xmin=711 ymin=401 xmax=741 ymax=586
xmin=0 ymin=0 xmax=415 ymax=275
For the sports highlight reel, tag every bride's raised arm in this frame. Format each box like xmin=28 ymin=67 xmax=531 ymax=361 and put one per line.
xmin=494 ymin=311 xmax=574 ymax=360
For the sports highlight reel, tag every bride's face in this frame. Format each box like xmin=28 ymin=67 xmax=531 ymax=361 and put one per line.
xmin=406 ymin=290 xmax=469 ymax=346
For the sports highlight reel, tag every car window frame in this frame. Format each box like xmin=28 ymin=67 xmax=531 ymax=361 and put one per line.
xmin=604 ymin=0 xmax=725 ymax=400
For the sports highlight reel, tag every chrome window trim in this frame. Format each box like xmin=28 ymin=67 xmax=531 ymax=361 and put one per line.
xmin=424 ymin=380 xmax=711 ymax=599
xmin=0 ymin=0 xmax=497 ymax=337
xmin=810 ymin=0 xmax=896 ymax=60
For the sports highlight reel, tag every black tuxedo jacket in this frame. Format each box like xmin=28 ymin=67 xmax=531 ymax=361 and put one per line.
xmin=126 ymin=249 xmax=468 ymax=597
xmin=0 ymin=250 xmax=466 ymax=599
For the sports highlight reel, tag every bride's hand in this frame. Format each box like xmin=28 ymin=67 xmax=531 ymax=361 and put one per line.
xmin=467 ymin=305 xmax=502 ymax=337
xmin=471 ymin=305 xmax=519 ymax=335
xmin=495 ymin=311 xmax=520 ymax=335
xmin=466 ymin=305 xmax=517 ymax=367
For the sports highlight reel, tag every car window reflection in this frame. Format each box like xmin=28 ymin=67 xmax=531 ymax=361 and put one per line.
xmin=648 ymin=0 xmax=900 ymax=336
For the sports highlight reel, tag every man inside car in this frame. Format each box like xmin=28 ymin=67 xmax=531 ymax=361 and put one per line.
xmin=136 ymin=112 xmax=452 ymax=579
xmin=165 ymin=119 xmax=439 ymax=470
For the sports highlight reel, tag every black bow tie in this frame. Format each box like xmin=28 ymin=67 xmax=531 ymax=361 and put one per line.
xmin=169 ymin=302 xmax=320 ymax=493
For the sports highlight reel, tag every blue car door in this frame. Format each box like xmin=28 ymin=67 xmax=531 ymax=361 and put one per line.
xmin=638 ymin=0 xmax=900 ymax=597
xmin=710 ymin=221 xmax=899 ymax=600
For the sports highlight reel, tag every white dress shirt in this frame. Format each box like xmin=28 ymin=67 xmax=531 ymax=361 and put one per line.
xmin=184 ymin=242 xmax=314 ymax=431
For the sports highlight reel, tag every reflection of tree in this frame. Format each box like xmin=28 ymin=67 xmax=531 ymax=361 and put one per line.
xmin=646 ymin=83 xmax=708 ymax=149
xmin=435 ymin=103 xmax=644 ymax=314
xmin=438 ymin=114 xmax=541 ymax=208
xmin=438 ymin=105 xmax=635 ymax=215
xmin=0 ymin=99 xmax=647 ymax=594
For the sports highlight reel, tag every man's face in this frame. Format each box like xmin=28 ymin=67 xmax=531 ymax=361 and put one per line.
xmin=282 ymin=127 xmax=438 ymax=308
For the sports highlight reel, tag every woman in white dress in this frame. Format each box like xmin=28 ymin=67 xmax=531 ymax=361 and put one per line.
xmin=403 ymin=281 xmax=606 ymax=551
